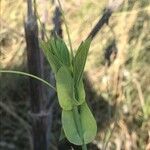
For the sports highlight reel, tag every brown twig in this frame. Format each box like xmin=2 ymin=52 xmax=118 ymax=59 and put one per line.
xmin=87 ymin=0 xmax=124 ymax=40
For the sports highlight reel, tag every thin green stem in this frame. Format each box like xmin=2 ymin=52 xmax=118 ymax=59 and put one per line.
xmin=0 ymin=70 xmax=56 ymax=91
xmin=57 ymin=0 xmax=74 ymax=59
xmin=82 ymin=144 xmax=87 ymax=150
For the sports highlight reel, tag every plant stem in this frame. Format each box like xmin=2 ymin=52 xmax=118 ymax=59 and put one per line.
xmin=73 ymin=106 xmax=87 ymax=150
xmin=0 ymin=70 xmax=56 ymax=91
xmin=57 ymin=0 xmax=74 ymax=59
xmin=82 ymin=144 xmax=87 ymax=150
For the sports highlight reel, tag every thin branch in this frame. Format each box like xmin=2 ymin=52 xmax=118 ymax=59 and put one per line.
xmin=87 ymin=0 xmax=124 ymax=40
xmin=87 ymin=9 xmax=112 ymax=39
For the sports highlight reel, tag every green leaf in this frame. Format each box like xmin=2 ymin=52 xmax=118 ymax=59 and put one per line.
xmin=56 ymin=66 xmax=74 ymax=110
xmin=50 ymin=37 xmax=70 ymax=66
xmin=80 ymin=102 xmax=97 ymax=144
xmin=40 ymin=41 xmax=62 ymax=73
xmin=55 ymin=37 xmax=71 ymax=66
xmin=73 ymin=38 xmax=91 ymax=86
xmin=62 ymin=110 xmax=83 ymax=145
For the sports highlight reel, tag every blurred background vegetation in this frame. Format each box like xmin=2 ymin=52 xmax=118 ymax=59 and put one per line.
xmin=0 ymin=0 xmax=150 ymax=149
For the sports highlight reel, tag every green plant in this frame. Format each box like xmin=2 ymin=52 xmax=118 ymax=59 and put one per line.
xmin=40 ymin=0 xmax=97 ymax=148
xmin=41 ymin=36 xmax=97 ymax=149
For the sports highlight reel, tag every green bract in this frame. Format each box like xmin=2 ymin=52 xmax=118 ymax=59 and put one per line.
xmin=62 ymin=109 xmax=83 ymax=145
xmin=56 ymin=66 xmax=74 ymax=110
xmin=51 ymin=37 xmax=70 ymax=66
xmin=80 ymin=103 xmax=97 ymax=144
xmin=73 ymin=38 xmax=91 ymax=86
xmin=62 ymin=102 xmax=97 ymax=145
xmin=41 ymin=40 xmax=62 ymax=73
xmin=41 ymin=37 xmax=97 ymax=146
